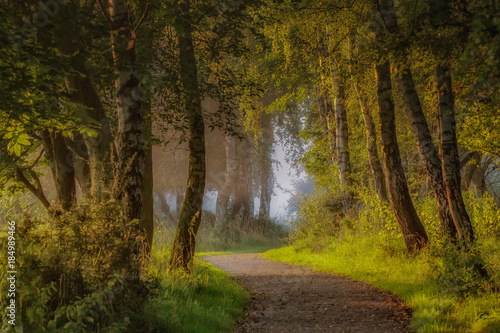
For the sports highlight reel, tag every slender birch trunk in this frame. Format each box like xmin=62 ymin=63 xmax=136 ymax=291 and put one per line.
xmin=169 ymin=0 xmax=206 ymax=272
xmin=354 ymin=83 xmax=389 ymax=203
xmin=376 ymin=0 xmax=458 ymax=240
xmin=436 ymin=65 xmax=474 ymax=242
xmin=374 ymin=60 xmax=429 ymax=252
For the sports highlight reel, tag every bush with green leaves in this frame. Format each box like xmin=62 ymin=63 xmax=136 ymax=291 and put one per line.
xmin=0 ymin=199 xmax=156 ymax=332
xmin=287 ymin=190 xmax=343 ymax=251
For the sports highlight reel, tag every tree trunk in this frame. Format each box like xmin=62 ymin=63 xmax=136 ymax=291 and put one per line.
xmin=169 ymin=0 xmax=206 ymax=273
xmin=55 ymin=5 xmax=115 ymax=199
xmin=137 ymin=6 xmax=155 ymax=252
xmin=354 ymin=83 xmax=389 ymax=203
xmin=377 ymin=0 xmax=458 ymax=240
xmin=334 ymin=75 xmax=353 ymax=209
xmin=41 ymin=130 xmax=76 ymax=211
xmin=109 ymin=0 xmax=145 ymax=222
xmin=259 ymin=113 xmax=274 ymax=219
xmin=233 ymin=138 xmax=253 ymax=226
xmin=436 ymin=65 xmax=475 ymax=242
xmin=216 ymin=135 xmax=237 ymax=222
xmin=374 ymin=60 xmax=429 ymax=252
xmin=142 ymin=102 xmax=154 ymax=250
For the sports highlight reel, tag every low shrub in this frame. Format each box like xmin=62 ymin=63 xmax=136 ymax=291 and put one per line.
xmin=0 ymin=199 xmax=155 ymax=332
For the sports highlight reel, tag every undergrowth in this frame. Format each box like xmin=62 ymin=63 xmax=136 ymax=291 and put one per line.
xmin=266 ymin=189 xmax=500 ymax=333
xmin=145 ymin=245 xmax=248 ymax=333
xmin=0 ymin=195 xmax=251 ymax=332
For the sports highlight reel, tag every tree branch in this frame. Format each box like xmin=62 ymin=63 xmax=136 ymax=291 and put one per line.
xmin=96 ymin=0 xmax=112 ymax=24
xmin=135 ymin=2 xmax=150 ymax=32
xmin=16 ymin=168 xmax=51 ymax=209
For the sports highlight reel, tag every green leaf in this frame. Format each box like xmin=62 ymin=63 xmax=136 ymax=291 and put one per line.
xmin=17 ymin=138 xmax=30 ymax=146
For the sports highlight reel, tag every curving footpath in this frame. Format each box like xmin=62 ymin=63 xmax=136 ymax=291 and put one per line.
xmin=203 ymin=253 xmax=412 ymax=333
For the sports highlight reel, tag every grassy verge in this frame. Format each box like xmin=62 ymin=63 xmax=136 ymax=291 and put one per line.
xmin=264 ymin=233 xmax=500 ymax=333
xmin=145 ymin=255 xmax=249 ymax=333
xmin=141 ymin=215 xmax=287 ymax=332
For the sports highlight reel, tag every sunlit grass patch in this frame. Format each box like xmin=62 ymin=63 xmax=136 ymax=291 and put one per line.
xmin=265 ymin=232 xmax=500 ymax=333
xmin=144 ymin=246 xmax=249 ymax=333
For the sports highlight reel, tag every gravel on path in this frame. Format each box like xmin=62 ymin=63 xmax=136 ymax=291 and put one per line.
xmin=203 ymin=253 xmax=412 ymax=333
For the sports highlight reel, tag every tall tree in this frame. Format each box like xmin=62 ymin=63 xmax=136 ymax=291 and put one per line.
xmin=376 ymin=0 xmax=459 ymax=240
xmin=354 ymin=81 xmax=388 ymax=203
xmin=169 ymin=0 xmax=207 ymax=272
xmin=349 ymin=35 xmax=389 ymax=203
xmin=436 ymin=64 xmax=474 ymax=242
xmin=109 ymin=0 xmax=145 ymax=223
xmin=374 ymin=57 xmax=429 ymax=251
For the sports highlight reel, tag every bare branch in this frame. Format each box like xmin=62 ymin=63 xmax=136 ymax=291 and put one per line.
xmin=15 ymin=168 xmax=51 ymax=209
xmin=96 ymin=0 xmax=112 ymax=24
xmin=135 ymin=2 xmax=150 ymax=32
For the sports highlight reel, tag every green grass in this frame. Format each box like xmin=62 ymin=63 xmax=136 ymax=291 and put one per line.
xmin=141 ymin=218 xmax=286 ymax=332
xmin=264 ymin=233 xmax=500 ymax=333
xmin=145 ymin=256 xmax=249 ymax=333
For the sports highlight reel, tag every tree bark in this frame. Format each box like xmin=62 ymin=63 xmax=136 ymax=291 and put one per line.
xmin=436 ymin=65 xmax=475 ymax=242
xmin=137 ymin=5 xmax=155 ymax=252
xmin=216 ymin=135 xmax=237 ymax=223
xmin=377 ymin=0 xmax=458 ymax=240
xmin=109 ymin=0 xmax=145 ymax=222
xmin=354 ymin=83 xmax=389 ymax=203
xmin=41 ymin=130 xmax=76 ymax=211
xmin=169 ymin=0 xmax=206 ymax=273
xmin=374 ymin=60 xmax=429 ymax=252
xmin=142 ymin=100 xmax=154 ymax=250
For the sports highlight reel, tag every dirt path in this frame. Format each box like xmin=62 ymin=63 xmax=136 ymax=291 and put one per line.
xmin=203 ymin=253 xmax=411 ymax=333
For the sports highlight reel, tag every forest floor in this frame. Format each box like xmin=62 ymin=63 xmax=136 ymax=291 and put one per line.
xmin=203 ymin=253 xmax=412 ymax=333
